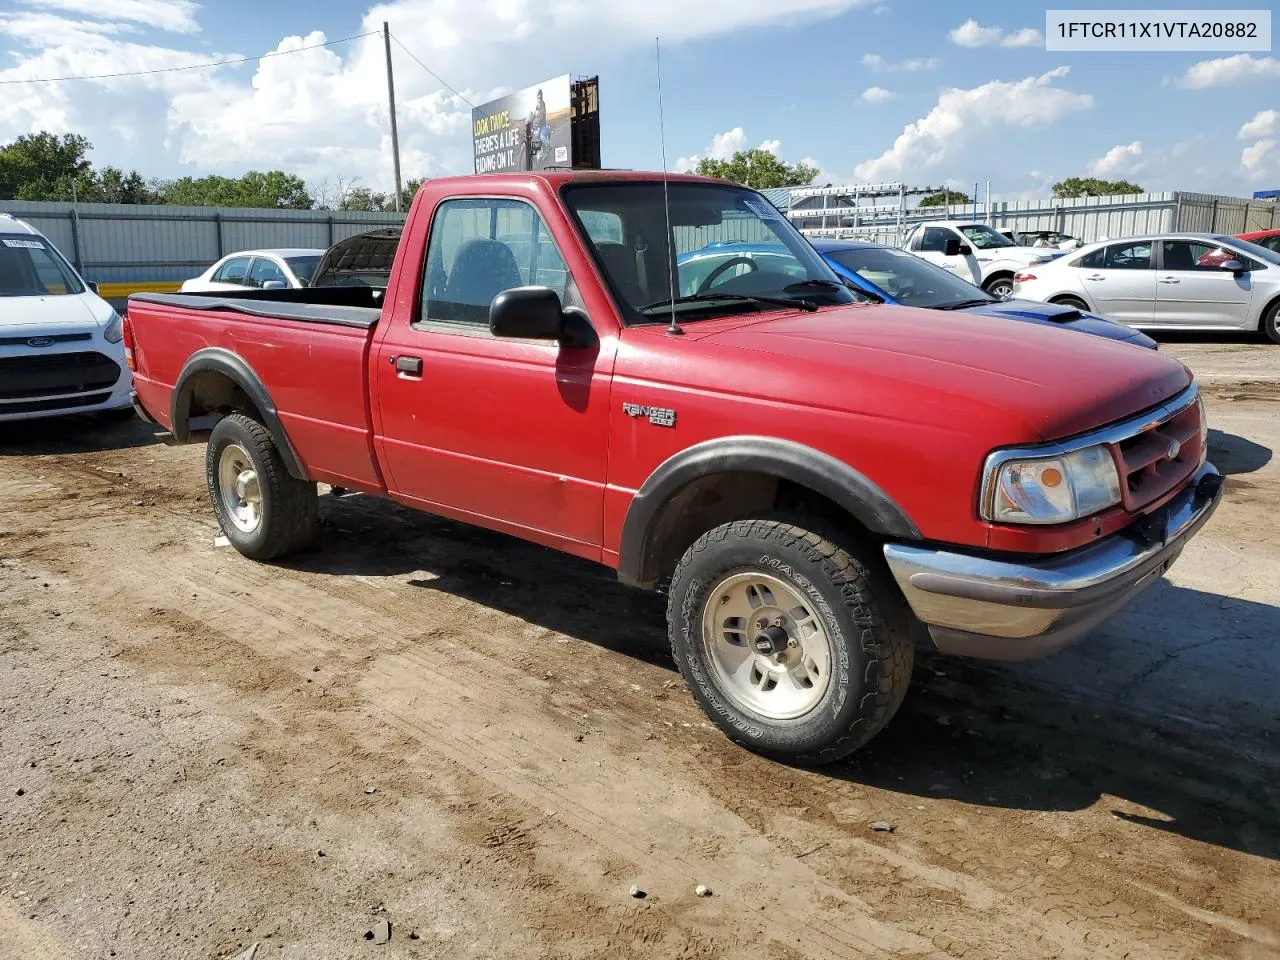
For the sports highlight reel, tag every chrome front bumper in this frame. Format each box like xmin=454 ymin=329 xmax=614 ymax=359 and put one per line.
xmin=883 ymin=464 xmax=1224 ymax=661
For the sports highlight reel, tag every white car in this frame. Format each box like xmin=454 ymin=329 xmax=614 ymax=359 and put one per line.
xmin=0 ymin=214 xmax=132 ymax=423
xmin=180 ymin=248 xmax=324 ymax=293
xmin=901 ymin=221 xmax=1060 ymax=297
xmin=1010 ymin=233 xmax=1280 ymax=344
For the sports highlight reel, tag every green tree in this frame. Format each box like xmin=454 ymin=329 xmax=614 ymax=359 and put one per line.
xmin=694 ymin=149 xmax=818 ymax=189
xmin=0 ymin=132 xmax=94 ymax=200
xmin=918 ymin=189 xmax=971 ymax=208
xmin=1052 ymin=177 xmax=1144 ymax=198
xmin=159 ymin=170 xmax=314 ymax=209
xmin=338 ymin=185 xmax=390 ymax=211
xmin=400 ymin=177 xmax=425 ymax=211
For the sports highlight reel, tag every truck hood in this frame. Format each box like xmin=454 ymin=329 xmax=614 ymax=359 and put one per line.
xmin=700 ymin=305 xmax=1191 ymax=441
xmin=0 ymin=293 xmax=108 ymax=334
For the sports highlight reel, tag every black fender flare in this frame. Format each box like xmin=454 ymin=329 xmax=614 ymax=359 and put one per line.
xmin=170 ymin=347 xmax=309 ymax=481
xmin=616 ymin=435 xmax=921 ymax=588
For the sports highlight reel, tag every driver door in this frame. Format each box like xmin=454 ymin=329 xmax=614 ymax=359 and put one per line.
xmin=373 ymin=197 xmax=615 ymax=558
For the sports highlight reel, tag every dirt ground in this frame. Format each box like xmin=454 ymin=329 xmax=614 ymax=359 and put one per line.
xmin=1 ymin=339 xmax=1278 ymax=960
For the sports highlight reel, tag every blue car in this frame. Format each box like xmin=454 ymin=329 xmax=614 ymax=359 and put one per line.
xmin=677 ymin=240 xmax=1157 ymax=349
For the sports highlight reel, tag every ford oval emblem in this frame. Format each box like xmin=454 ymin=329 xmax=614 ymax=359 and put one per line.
xmin=27 ymin=336 xmax=55 ymax=348
xmin=1166 ymin=440 xmax=1181 ymax=460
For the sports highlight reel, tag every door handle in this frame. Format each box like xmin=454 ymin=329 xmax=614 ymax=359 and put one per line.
xmin=1157 ymin=277 xmax=1181 ymax=284
xmin=1085 ymin=274 xmax=1105 ymax=281
xmin=394 ymin=355 xmax=424 ymax=376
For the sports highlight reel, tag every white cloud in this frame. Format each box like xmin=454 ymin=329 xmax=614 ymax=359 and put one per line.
xmin=861 ymin=53 xmax=938 ymax=72
xmin=853 ymin=66 xmax=1092 ymax=182
xmin=948 ymin=19 xmax=1002 ymax=46
xmin=1001 ymin=27 xmax=1042 ymax=47
xmin=0 ymin=0 xmax=879 ymax=191
xmin=1177 ymin=54 xmax=1280 ymax=88
xmin=17 ymin=0 xmax=200 ymax=34
xmin=1087 ymin=140 xmax=1144 ymax=177
xmin=675 ymin=128 xmax=791 ymax=171
xmin=860 ymin=85 xmax=895 ymax=103
xmin=1237 ymin=110 xmax=1280 ymax=177
xmin=1239 ymin=109 xmax=1279 ymax=140
xmin=948 ymin=19 xmax=1042 ymax=48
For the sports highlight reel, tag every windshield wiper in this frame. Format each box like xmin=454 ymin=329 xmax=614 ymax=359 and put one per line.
xmin=639 ymin=293 xmax=817 ymax=314
xmin=786 ymin=278 xmax=883 ymax=303
xmin=935 ymin=297 xmax=995 ymax=310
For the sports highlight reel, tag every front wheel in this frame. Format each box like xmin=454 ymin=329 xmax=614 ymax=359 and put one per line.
xmin=206 ymin=413 xmax=317 ymax=560
xmin=667 ymin=518 xmax=914 ymax=764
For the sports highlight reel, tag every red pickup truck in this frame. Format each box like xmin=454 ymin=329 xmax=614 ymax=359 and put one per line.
xmin=127 ymin=171 xmax=1223 ymax=763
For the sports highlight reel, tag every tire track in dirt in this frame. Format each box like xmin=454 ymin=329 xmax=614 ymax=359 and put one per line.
xmin=3 ymin=427 xmax=1279 ymax=959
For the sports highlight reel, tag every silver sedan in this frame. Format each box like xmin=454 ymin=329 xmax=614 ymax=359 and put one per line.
xmin=1010 ymin=233 xmax=1280 ymax=343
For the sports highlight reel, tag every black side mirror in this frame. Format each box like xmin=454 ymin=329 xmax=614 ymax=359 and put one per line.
xmin=957 ymin=242 xmax=973 ymax=256
xmin=1218 ymin=259 xmax=1245 ymax=273
xmin=490 ymin=286 xmax=565 ymax=341
xmin=943 ymin=238 xmax=961 ymax=257
xmin=85 ymin=280 xmax=99 ymax=294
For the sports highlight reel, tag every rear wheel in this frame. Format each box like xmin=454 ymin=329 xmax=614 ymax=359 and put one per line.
xmin=667 ymin=517 xmax=913 ymax=764
xmin=1050 ymin=295 xmax=1090 ymax=312
xmin=206 ymin=413 xmax=316 ymax=560
xmin=1262 ymin=299 xmax=1280 ymax=345
xmin=983 ymin=275 xmax=1014 ymax=298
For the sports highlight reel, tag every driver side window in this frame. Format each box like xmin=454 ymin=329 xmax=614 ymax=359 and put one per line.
xmin=419 ymin=198 xmax=581 ymax=329
xmin=918 ymin=227 xmax=954 ymax=253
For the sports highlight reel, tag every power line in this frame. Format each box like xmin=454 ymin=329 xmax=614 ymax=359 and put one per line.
xmin=0 ymin=30 xmax=379 ymax=85
xmin=389 ymin=33 xmax=473 ymax=107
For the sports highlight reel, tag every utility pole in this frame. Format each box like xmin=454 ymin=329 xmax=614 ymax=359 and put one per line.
xmin=383 ymin=22 xmax=403 ymax=212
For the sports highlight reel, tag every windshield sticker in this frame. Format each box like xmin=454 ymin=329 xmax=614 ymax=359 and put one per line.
xmin=2 ymin=238 xmax=46 ymax=250
xmin=743 ymin=199 xmax=782 ymax=221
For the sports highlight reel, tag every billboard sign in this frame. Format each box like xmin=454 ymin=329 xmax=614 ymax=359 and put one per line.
xmin=473 ymin=75 xmax=573 ymax=174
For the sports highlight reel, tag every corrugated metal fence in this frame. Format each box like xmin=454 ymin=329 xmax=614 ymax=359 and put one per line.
xmin=0 ymin=199 xmax=406 ymax=297
xmin=784 ymin=190 xmax=1280 ymax=247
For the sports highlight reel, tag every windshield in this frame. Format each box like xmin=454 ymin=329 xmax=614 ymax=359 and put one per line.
xmin=562 ymin=182 xmax=857 ymax=322
xmin=0 ymin=235 xmax=85 ymax=298
xmin=825 ymin=245 xmax=992 ymax=309
xmin=285 ymin=255 xmax=322 ymax=285
xmin=1226 ymin=237 xmax=1280 ymax=266
xmin=957 ymin=224 xmax=1016 ymax=250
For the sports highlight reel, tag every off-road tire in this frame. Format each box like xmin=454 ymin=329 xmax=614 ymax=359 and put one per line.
xmin=1262 ymin=299 xmax=1280 ymax=345
xmin=206 ymin=413 xmax=316 ymax=561
xmin=667 ymin=517 xmax=914 ymax=765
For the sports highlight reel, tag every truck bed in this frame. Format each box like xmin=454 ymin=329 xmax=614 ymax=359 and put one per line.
xmin=127 ymin=288 xmax=385 ymax=493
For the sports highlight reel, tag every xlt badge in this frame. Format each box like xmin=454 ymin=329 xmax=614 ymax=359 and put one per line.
xmin=622 ymin=402 xmax=677 ymax=428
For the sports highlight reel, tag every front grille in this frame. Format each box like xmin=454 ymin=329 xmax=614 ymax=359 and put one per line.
xmin=1113 ymin=397 xmax=1202 ymax=512
xmin=0 ymin=332 xmax=93 ymax=347
xmin=0 ymin=392 xmax=112 ymax=414
xmin=0 ymin=351 xmax=121 ymax=400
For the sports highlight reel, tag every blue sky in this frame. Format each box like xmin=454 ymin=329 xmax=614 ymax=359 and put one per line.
xmin=1 ymin=0 xmax=1277 ymax=200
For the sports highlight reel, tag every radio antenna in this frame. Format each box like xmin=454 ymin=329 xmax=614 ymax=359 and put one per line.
xmin=655 ymin=36 xmax=683 ymax=336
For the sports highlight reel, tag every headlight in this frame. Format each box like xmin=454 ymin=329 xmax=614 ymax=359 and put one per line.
xmin=984 ymin=444 xmax=1121 ymax=524
xmin=103 ymin=311 xmax=124 ymax=343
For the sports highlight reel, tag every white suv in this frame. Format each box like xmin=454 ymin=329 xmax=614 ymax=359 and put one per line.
xmin=902 ymin=221 xmax=1059 ymax=297
xmin=0 ymin=214 xmax=132 ymax=422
